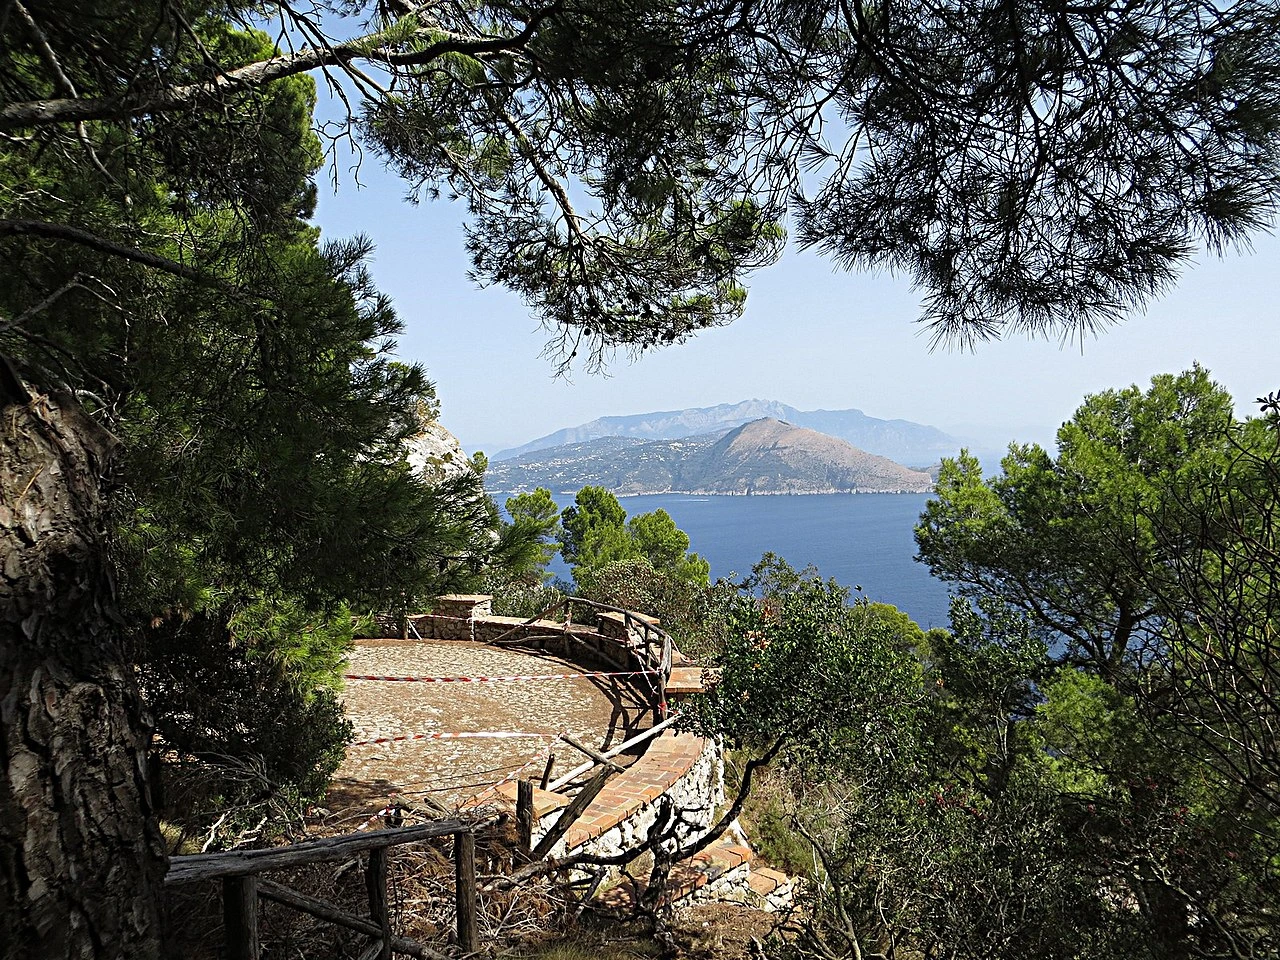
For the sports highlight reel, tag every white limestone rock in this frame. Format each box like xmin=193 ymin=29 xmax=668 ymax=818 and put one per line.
xmin=405 ymin=420 xmax=473 ymax=483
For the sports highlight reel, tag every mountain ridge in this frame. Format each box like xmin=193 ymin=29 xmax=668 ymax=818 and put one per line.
xmin=494 ymin=399 xmax=960 ymax=467
xmin=487 ymin=418 xmax=935 ymax=496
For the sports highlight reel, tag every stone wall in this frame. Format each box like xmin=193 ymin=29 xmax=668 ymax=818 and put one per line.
xmin=414 ymin=608 xmax=655 ymax=674
xmin=560 ymin=733 xmax=723 ymax=860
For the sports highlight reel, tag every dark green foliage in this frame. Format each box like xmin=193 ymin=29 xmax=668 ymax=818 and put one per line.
xmin=695 ymin=502 xmax=1280 ymax=960
xmin=143 ymin=613 xmax=352 ymax=803
xmin=734 ymin=551 xmax=820 ymax=598
xmin=362 ymin=0 xmax=783 ymax=367
xmin=743 ymin=587 xmax=1274 ymax=960
xmin=684 ymin=574 xmax=921 ymax=773
xmin=8 ymin=1 xmax=1280 ymax=363
xmin=559 ymin=486 xmax=636 ymax=572
xmin=1 ymin=8 xmax=527 ymax=817
xmin=884 ymin=369 xmax=1280 ymax=959
xmin=575 ymin=557 xmax=727 ymax=656
xmin=484 ymin=488 xmax=570 ymax=618
xmin=791 ymin=0 xmax=1280 ymax=344
xmin=627 ymin=509 xmax=711 ymax=586
xmin=503 ymin=487 xmax=563 ymax=582
xmin=558 ymin=485 xmax=710 ymax=587
xmin=357 ymin=0 xmax=1280 ymax=352
xmin=487 ymin=580 xmax=568 ymax=620
xmin=917 ymin=365 xmax=1236 ymax=676
xmin=1127 ymin=412 xmax=1280 ymax=815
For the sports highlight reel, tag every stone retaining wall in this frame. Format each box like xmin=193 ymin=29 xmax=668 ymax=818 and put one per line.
xmin=559 ymin=733 xmax=721 ymax=858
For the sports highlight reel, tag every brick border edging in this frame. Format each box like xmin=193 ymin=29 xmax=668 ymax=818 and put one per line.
xmin=557 ymin=731 xmax=718 ymax=856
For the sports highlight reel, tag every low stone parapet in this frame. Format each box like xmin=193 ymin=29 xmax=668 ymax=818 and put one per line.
xmin=433 ymin=594 xmax=492 ymax=619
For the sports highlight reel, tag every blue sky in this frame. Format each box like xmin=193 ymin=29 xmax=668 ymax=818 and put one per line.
xmin=313 ymin=158 xmax=1280 ymax=458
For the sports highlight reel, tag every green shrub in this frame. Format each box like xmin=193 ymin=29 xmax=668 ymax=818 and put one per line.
xmin=140 ymin=611 xmax=353 ymax=831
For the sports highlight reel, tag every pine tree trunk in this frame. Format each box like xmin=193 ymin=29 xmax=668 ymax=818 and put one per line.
xmin=1 ymin=384 xmax=165 ymax=958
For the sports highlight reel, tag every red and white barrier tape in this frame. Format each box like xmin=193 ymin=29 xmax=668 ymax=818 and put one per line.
xmin=356 ymin=805 xmax=397 ymax=832
xmin=353 ymin=731 xmax=552 ymax=746
xmin=344 ymin=669 xmax=658 ymax=683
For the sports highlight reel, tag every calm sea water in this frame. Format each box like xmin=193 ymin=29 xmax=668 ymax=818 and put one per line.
xmin=544 ymin=493 xmax=953 ymax=630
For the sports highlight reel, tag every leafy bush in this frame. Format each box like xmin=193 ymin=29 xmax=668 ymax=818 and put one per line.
xmin=574 ymin=557 xmax=733 ymax=659
xmin=487 ymin=580 xmax=569 ymax=619
xmin=140 ymin=609 xmax=353 ymax=835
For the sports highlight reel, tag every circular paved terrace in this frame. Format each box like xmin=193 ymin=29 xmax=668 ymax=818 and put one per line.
xmin=330 ymin=639 xmax=650 ymax=820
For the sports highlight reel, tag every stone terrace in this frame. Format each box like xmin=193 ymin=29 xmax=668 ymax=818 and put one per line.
xmin=333 ymin=639 xmax=648 ymax=818
xmin=348 ymin=595 xmax=794 ymax=913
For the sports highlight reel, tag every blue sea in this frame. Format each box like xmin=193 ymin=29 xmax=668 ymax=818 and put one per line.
xmin=543 ymin=493 xmax=954 ymax=630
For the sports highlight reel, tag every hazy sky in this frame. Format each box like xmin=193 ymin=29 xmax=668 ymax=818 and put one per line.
xmin=312 ymin=159 xmax=1280 ymax=457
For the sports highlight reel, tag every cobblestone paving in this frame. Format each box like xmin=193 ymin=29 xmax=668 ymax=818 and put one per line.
xmin=331 ymin=640 xmax=649 ymax=820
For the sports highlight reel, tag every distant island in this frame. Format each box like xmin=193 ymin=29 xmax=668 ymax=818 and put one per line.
xmin=494 ymin=398 xmax=961 ymax=468
xmin=487 ymin=418 xmax=936 ymax=495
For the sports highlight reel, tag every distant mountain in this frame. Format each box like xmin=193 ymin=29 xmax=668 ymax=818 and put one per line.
xmin=494 ymin=399 xmax=961 ymax=466
xmin=487 ymin=418 xmax=935 ymax=495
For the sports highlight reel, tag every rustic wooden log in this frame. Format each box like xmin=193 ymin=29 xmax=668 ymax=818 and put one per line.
xmin=659 ymin=635 xmax=672 ymax=719
xmin=530 ymin=766 xmax=612 ymax=861
xmin=366 ymin=848 xmax=391 ymax=960
xmin=255 ymin=879 xmax=445 ymax=960
xmin=165 ymin=819 xmax=495 ymax=884
xmin=558 ymin=734 xmax=624 ymax=773
xmin=223 ymin=876 xmax=259 ymax=960
xmin=516 ymin=781 xmax=534 ymax=858
xmin=571 ymin=868 xmax=608 ymax=922
xmin=539 ymin=752 xmax=556 ymax=790
xmin=396 ymin=793 xmax=451 ymax=820
xmin=545 ymin=716 xmax=677 ymax=792
xmin=454 ymin=832 xmax=479 ymax=954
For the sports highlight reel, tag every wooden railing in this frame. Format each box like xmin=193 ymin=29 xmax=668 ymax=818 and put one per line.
xmin=489 ymin=595 xmax=675 ymax=717
xmin=166 ymin=816 xmax=497 ymax=960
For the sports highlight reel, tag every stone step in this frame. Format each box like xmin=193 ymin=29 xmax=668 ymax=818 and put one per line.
xmin=592 ymin=835 xmax=802 ymax=915
xmin=592 ymin=835 xmax=752 ymax=912
xmin=746 ymin=865 xmax=791 ymax=897
xmin=665 ymin=666 xmax=707 ymax=696
xmin=698 ymin=841 xmax=752 ymax=870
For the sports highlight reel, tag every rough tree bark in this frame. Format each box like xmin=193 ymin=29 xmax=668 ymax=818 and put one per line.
xmin=1 ymin=375 xmax=165 ymax=958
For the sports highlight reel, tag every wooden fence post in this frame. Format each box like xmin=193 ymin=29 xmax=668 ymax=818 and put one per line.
xmin=530 ymin=765 xmax=612 ymax=861
xmin=658 ymin=635 xmax=671 ymax=720
xmin=454 ymin=831 xmax=479 ymax=954
xmin=366 ymin=848 xmax=392 ymax=960
xmin=516 ymin=780 xmax=534 ymax=860
xmin=223 ymin=875 xmax=260 ymax=960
